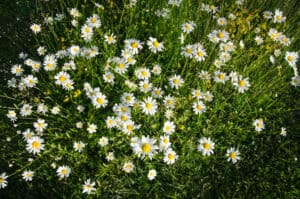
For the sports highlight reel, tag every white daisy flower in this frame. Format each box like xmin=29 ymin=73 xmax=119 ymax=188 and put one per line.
xmin=147 ymin=169 xmax=157 ymax=180
xmin=121 ymin=92 xmax=136 ymax=106
xmin=226 ymin=147 xmax=241 ymax=164
xmin=159 ymin=135 xmax=171 ymax=151
xmin=192 ymin=100 xmax=206 ymax=115
xmin=20 ymin=104 xmax=32 ymax=117
xmin=253 ymin=118 xmax=265 ymax=132
xmin=57 ymin=166 xmax=71 ymax=179
xmin=87 ymin=123 xmax=97 ymax=134
xmin=87 ymin=14 xmax=101 ymax=28
xmin=105 ymin=116 xmax=117 ymax=128
xmin=33 ymin=119 xmax=48 ymax=133
xmin=54 ymin=71 xmax=70 ymax=86
xmin=26 ymin=136 xmax=45 ymax=154
xmin=7 ymin=110 xmax=17 ymax=122
xmin=139 ymin=80 xmax=152 ymax=93
xmin=103 ymin=71 xmax=115 ymax=84
xmin=82 ymin=179 xmax=96 ymax=194
xmin=197 ymin=137 xmax=215 ymax=156
xmin=133 ymin=136 xmax=158 ymax=160
xmin=98 ymin=137 xmax=109 ymax=147
xmin=140 ymin=97 xmax=158 ymax=115
xmin=147 ymin=37 xmax=164 ymax=53
xmin=106 ymin=152 xmax=115 ymax=161
xmin=68 ymin=45 xmax=80 ymax=57
xmin=233 ymin=76 xmax=251 ymax=93
xmin=181 ymin=21 xmax=196 ymax=33
xmin=169 ymin=75 xmax=184 ymax=89
xmin=104 ymin=33 xmax=117 ymax=44
xmin=0 ymin=173 xmax=8 ymax=189
xmin=285 ymin=51 xmax=298 ymax=66
xmin=124 ymin=39 xmax=143 ymax=55
xmin=23 ymin=75 xmax=38 ymax=88
xmin=73 ymin=141 xmax=85 ymax=152
xmin=163 ymin=148 xmax=178 ymax=165
xmin=273 ymin=9 xmax=286 ymax=23
xmin=81 ymin=24 xmax=94 ymax=41
xmin=22 ymin=170 xmax=34 ymax=181
xmin=214 ymin=71 xmax=229 ymax=84
xmin=43 ymin=54 xmax=57 ymax=71
xmin=30 ymin=24 xmax=41 ymax=34
xmin=11 ymin=64 xmax=23 ymax=76
xmin=163 ymin=121 xmax=176 ymax=134
xmin=51 ymin=106 xmax=61 ymax=115
xmin=92 ymin=92 xmax=108 ymax=108
xmin=135 ymin=67 xmax=151 ymax=80
xmin=123 ymin=162 xmax=135 ymax=173
xmin=217 ymin=17 xmax=227 ymax=26
xmin=291 ymin=76 xmax=300 ymax=87
xmin=152 ymin=64 xmax=162 ymax=75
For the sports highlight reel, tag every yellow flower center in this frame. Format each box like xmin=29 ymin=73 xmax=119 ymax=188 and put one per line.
xmin=203 ymin=142 xmax=210 ymax=150
xmin=217 ymin=32 xmax=225 ymax=39
xmin=196 ymin=104 xmax=202 ymax=110
xmin=127 ymin=125 xmax=133 ymax=131
xmin=121 ymin=107 xmax=127 ymax=112
xmin=141 ymin=71 xmax=147 ymax=77
xmin=91 ymin=17 xmax=97 ymax=23
xmin=186 ymin=48 xmax=192 ymax=54
xmin=165 ymin=126 xmax=171 ymax=132
xmin=153 ymin=41 xmax=160 ymax=48
xmin=61 ymin=168 xmax=68 ymax=175
xmin=168 ymin=153 xmax=175 ymax=160
xmin=32 ymin=141 xmax=40 ymax=149
xmin=145 ymin=102 xmax=152 ymax=110
xmin=230 ymin=152 xmax=236 ymax=159
xmin=59 ymin=76 xmax=66 ymax=83
xmin=219 ymin=74 xmax=225 ymax=80
xmin=131 ymin=42 xmax=138 ymax=49
xmin=197 ymin=51 xmax=204 ymax=57
xmin=0 ymin=177 xmax=3 ymax=183
xmin=239 ymin=80 xmax=245 ymax=87
xmin=97 ymin=98 xmax=104 ymax=105
xmin=142 ymin=143 xmax=151 ymax=153
xmin=287 ymin=55 xmax=294 ymax=62
xmin=173 ymin=79 xmax=179 ymax=85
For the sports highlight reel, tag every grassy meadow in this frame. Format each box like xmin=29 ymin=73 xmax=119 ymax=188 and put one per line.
xmin=0 ymin=0 xmax=300 ymax=198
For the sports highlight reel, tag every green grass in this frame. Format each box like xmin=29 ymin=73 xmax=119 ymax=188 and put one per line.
xmin=0 ymin=0 xmax=300 ymax=198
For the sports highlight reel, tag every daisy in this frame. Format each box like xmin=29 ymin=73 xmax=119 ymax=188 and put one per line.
xmin=55 ymin=71 xmax=71 ymax=85
xmin=192 ymin=89 xmax=203 ymax=99
xmin=23 ymin=75 xmax=38 ymax=88
xmin=121 ymin=93 xmax=136 ymax=106
xmin=87 ymin=123 xmax=97 ymax=134
xmin=217 ymin=17 xmax=227 ymax=26
xmin=147 ymin=37 xmax=164 ymax=53
xmin=20 ymin=104 xmax=32 ymax=117
xmin=124 ymin=39 xmax=143 ymax=55
xmin=226 ymin=147 xmax=241 ymax=164
xmin=233 ymin=76 xmax=251 ymax=93
xmin=22 ymin=129 xmax=34 ymax=141
xmin=165 ymin=109 xmax=174 ymax=119
xmin=82 ymin=179 xmax=96 ymax=194
xmin=37 ymin=103 xmax=48 ymax=114
xmin=181 ymin=44 xmax=194 ymax=58
xmin=81 ymin=24 xmax=93 ymax=41
xmin=43 ymin=54 xmax=57 ymax=71
xmin=193 ymin=44 xmax=207 ymax=62
xmin=33 ymin=119 xmax=48 ymax=133
xmin=56 ymin=166 xmax=71 ymax=179
xmin=121 ymin=120 xmax=136 ymax=135
xmin=198 ymin=70 xmax=211 ymax=80
xmin=164 ymin=148 xmax=178 ymax=165
xmin=203 ymin=91 xmax=214 ymax=102
xmin=105 ymin=116 xmax=117 ymax=128
xmin=51 ymin=106 xmax=61 ymax=115
xmin=197 ymin=137 xmax=215 ymax=156
xmin=87 ymin=14 xmax=101 ymax=28
xmin=140 ymin=97 xmax=158 ymax=115
xmin=135 ymin=67 xmax=151 ymax=80
xmin=152 ymin=87 xmax=164 ymax=98
xmin=68 ymin=45 xmax=80 ymax=57
xmin=98 ymin=136 xmax=109 ymax=147
xmin=147 ymin=169 xmax=157 ymax=180
xmin=113 ymin=57 xmax=129 ymax=74
xmin=192 ymin=100 xmax=207 ymax=114
xmin=164 ymin=95 xmax=176 ymax=109
xmin=31 ymin=61 xmax=41 ymax=72
xmin=22 ymin=170 xmax=34 ymax=181
xmin=92 ymin=92 xmax=108 ymax=108
xmin=263 ymin=11 xmax=273 ymax=19
xmin=69 ymin=8 xmax=81 ymax=18
xmin=285 ymin=51 xmax=298 ymax=66
xmin=123 ymin=162 xmax=135 ymax=173
xmin=254 ymin=36 xmax=264 ymax=45
xmin=181 ymin=21 xmax=196 ymax=33
xmin=280 ymin=127 xmax=287 ymax=136
xmin=152 ymin=64 xmax=162 ymax=75
xmin=214 ymin=71 xmax=229 ymax=84
xmin=163 ymin=121 xmax=176 ymax=134
xmin=73 ymin=141 xmax=85 ymax=152
xmin=11 ymin=64 xmax=23 ymax=76
xmin=273 ymin=9 xmax=286 ymax=23
xmin=26 ymin=136 xmax=45 ymax=154
xmin=169 ymin=75 xmax=184 ymax=89
xmin=104 ymin=33 xmax=117 ymax=44
xmin=62 ymin=79 xmax=75 ymax=91
xmin=139 ymin=80 xmax=152 ymax=93
xmin=103 ymin=71 xmax=115 ymax=84
xmin=291 ymin=76 xmax=300 ymax=87
xmin=30 ymin=24 xmax=41 ymax=34
xmin=7 ymin=110 xmax=17 ymax=122
xmin=159 ymin=135 xmax=171 ymax=151
xmin=0 ymin=173 xmax=8 ymax=189
xmin=253 ymin=118 xmax=265 ymax=132
xmin=106 ymin=152 xmax=115 ymax=161
xmin=133 ymin=136 xmax=158 ymax=160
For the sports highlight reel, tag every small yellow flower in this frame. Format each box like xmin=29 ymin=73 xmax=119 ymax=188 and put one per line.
xmin=74 ymin=89 xmax=81 ymax=98
xmin=64 ymin=96 xmax=70 ymax=103
xmin=33 ymin=97 xmax=40 ymax=103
